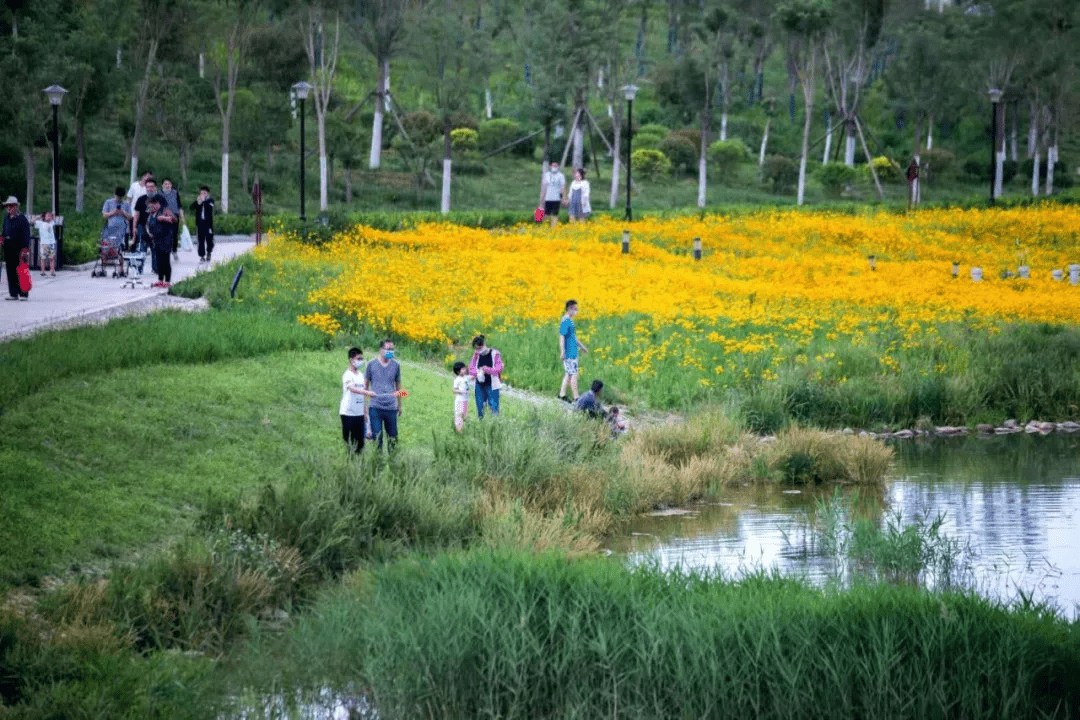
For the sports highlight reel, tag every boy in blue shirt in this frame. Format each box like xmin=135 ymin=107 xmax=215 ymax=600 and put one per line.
xmin=558 ymin=299 xmax=589 ymax=402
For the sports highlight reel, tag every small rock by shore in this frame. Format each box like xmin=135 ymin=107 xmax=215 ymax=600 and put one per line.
xmin=864 ymin=418 xmax=1080 ymax=441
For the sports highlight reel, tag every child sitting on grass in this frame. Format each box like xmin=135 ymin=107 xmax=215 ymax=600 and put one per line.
xmin=453 ymin=361 xmax=470 ymax=432
xmin=606 ymin=406 xmax=628 ymax=436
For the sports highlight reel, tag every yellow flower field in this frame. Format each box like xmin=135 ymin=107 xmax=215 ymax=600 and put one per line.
xmin=274 ymin=206 xmax=1080 ymax=340
xmin=251 ymin=205 xmax=1080 ymax=418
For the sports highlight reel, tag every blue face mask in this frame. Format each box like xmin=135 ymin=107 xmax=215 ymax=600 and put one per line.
xmin=384 ymin=350 xmax=395 ymax=360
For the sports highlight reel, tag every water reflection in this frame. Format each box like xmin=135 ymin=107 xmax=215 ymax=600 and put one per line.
xmin=610 ymin=434 xmax=1080 ymax=617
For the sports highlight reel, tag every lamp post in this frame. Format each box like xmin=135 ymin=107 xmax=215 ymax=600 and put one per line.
xmin=988 ymin=88 xmax=1002 ymax=206
xmin=292 ymin=81 xmax=313 ymax=222
xmin=43 ymin=84 xmax=67 ymax=268
xmin=623 ymin=84 xmax=638 ymax=221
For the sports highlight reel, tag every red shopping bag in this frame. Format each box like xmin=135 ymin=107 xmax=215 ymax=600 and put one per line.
xmin=17 ymin=249 xmax=31 ymax=294
xmin=534 ymin=207 xmax=545 ymax=223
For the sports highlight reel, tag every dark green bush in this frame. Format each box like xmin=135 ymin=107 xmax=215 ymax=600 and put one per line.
xmin=761 ymin=154 xmax=798 ymax=194
xmin=819 ymin=162 xmax=857 ymax=197
xmin=659 ymin=134 xmax=698 ymax=175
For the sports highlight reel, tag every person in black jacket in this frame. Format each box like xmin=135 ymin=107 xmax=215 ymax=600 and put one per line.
xmin=2 ymin=196 xmax=31 ymax=300
xmin=191 ymin=185 xmax=214 ymax=262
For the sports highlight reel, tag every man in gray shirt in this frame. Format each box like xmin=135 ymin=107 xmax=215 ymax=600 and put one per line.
xmin=539 ymin=161 xmax=565 ymax=228
xmin=365 ymin=338 xmax=402 ymax=450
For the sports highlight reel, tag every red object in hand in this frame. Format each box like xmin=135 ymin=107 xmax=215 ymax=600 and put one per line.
xmin=17 ymin=249 xmax=31 ymax=294
xmin=392 ymin=389 xmax=410 ymax=398
xmin=534 ymin=207 xmax=545 ymax=223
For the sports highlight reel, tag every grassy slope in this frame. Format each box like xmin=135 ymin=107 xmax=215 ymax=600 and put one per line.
xmin=0 ymin=349 xmax=525 ymax=585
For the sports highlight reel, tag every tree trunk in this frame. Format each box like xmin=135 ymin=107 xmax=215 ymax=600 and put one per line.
xmin=199 ymin=51 xmax=204 ymax=78
xmin=697 ymin=110 xmax=708 ymax=208
xmin=221 ymin=152 xmax=230 ymax=215
xmin=485 ymin=85 xmax=492 ymax=119
xmin=345 ymin=167 xmax=352 ymax=203
xmin=241 ymin=155 xmax=250 ymax=194
xmin=759 ymin=117 xmax=770 ymax=166
xmin=994 ymin=101 xmax=1005 ymax=199
xmin=1009 ymin=110 xmax=1018 ymax=161
xmin=370 ymin=56 xmax=386 ymax=169
xmin=1046 ymin=142 xmax=1056 ymax=195
xmin=610 ymin=118 xmax=622 ymax=209
xmin=130 ymin=38 xmax=159 ymax=185
xmin=1027 ymin=103 xmax=1037 ymax=158
xmin=1031 ymin=146 xmax=1040 ymax=196
xmin=719 ymin=112 xmax=728 ymax=142
xmin=319 ymin=110 xmax=329 ymax=215
xmin=926 ymin=116 xmax=934 ymax=150
xmin=75 ymin=121 xmax=86 ymax=213
xmin=441 ymin=122 xmax=452 ymax=214
xmin=23 ymin=148 xmax=35 ymax=217
xmin=797 ymin=71 xmax=814 ymax=206
xmin=843 ymin=119 xmax=856 ymax=167
xmin=822 ymin=117 xmax=832 ymax=164
xmin=180 ymin=146 xmax=188 ymax=185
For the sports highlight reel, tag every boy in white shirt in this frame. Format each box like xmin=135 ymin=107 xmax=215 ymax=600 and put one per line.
xmin=340 ymin=347 xmax=375 ymax=452
xmin=452 ymin=361 xmax=470 ymax=432
xmin=32 ymin=211 xmax=57 ymax=276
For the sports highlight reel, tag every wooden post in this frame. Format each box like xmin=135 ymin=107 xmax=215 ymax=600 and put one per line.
xmin=692 ymin=237 xmax=702 ymax=261
xmin=622 ymin=229 xmax=630 ymax=254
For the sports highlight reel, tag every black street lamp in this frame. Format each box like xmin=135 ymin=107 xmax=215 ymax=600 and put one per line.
xmin=988 ymin=87 xmax=1002 ymax=206
xmin=623 ymin=84 xmax=638 ymax=222
xmin=292 ymin=81 xmax=314 ymax=222
xmin=43 ymin=84 xmax=67 ymax=267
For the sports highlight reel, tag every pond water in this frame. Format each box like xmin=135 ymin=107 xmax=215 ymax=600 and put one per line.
xmin=609 ymin=434 xmax=1080 ymax=618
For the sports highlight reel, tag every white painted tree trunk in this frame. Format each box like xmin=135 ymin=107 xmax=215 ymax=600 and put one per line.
xmin=759 ymin=118 xmax=769 ymax=166
xmin=1046 ymin=144 xmax=1057 ymax=195
xmin=369 ymin=59 xmax=386 ymax=169
xmin=485 ymin=86 xmax=492 ymax=119
xmin=697 ymin=119 xmax=708 ymax=208
xmin=318 ymin=113 xmax=329 ymax=214
xmin=844 ymin=131 xmax=856 ymax=167
xmin=1010 ymin=120 xmax=1018 ymax=161
xmin=441 ymin=157 xmax=452 ymax=213
xmin=610 ymin=125 xmax=621 ymax=209
xmin=994 ymin=148 xmax=1005 ymax=198
xmin=1027 ymin=105 xmax=1037 ymax=157
xmin=199 ymin=52 xmax=204 ymax=78
xmin=720 ymin=113 xmax=728 ymax=142
xmin=822 ymin=123 xmax=832 ymax=164
xmin=220 ymin=153 xmax=230 ymax=214
xmin=130 ymin=154 xmax=138 ymax=185
xmin=1031 ymin=148 xmax=1040 ymax=196
xmin=926 ymin=117 xmax=934 ymax=150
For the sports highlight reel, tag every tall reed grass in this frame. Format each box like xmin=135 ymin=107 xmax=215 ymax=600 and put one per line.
xmin=234 ymin=550 xmax=1080 ymax=719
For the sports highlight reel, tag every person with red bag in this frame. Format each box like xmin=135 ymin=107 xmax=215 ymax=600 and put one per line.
xmin=2 ymin=196 xmax=31 ymax=301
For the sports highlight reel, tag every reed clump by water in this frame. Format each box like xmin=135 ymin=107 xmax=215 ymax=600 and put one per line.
xmin=622 ymin=414 xmax=893 ymax=498
xmin=238 ymin=550 xmax=1080 ymax=720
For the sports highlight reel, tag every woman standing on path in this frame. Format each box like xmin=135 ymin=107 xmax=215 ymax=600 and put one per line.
xmin=468 ymin=334 xmax=504 ymax=418
xmin=567 ymin=168 xmax=591 ymax=223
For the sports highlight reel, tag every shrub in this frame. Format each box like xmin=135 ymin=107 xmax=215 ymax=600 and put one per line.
xmin=709 ymin=138 xmax=751 ymax=177
xmin=399 ymin=111 xmax=440 ymax=147
xmin=760 ymin=154 xmax=798 ymax=194
xmin=631 ymin=133 xmax=662 ymax=151
xmin=450 ymin=127 xmax=479 ymax=152
xmin=672 ymin=128 xmax=702 ymax=154
xmin=638 ymin=122 xmax=671 ymax=138
xmin=819 ymin=162 xmax=857 ymax=197
xmin=918 ymin=148 xmax=956 ymax=184
xmin=630 ymin=148 xmax=672 ymax=180
xmin=868 ymin=155 xmax=904 ymax=184
xmin=478 ymin=118 xmax=521 ymax=153
xmin=659 ymin=134 xmax=698 ymax=175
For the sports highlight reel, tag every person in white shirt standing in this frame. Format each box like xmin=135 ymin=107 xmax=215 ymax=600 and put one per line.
xmin=539 ymin=161 xmax=565 ymax=228
xmin=340 ymin=347 xmax=375 ymax=453
xmin=32 ymin=211 xmax=57 ymax=276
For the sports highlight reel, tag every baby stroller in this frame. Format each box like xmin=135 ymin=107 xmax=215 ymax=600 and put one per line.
xmin=91 ymin=225 xmax=128 ymax=278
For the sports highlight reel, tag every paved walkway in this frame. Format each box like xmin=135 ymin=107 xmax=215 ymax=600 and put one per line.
xmin=0 ymin=236 xmax=257 ymax=341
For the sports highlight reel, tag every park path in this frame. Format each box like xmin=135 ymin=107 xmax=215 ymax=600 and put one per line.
xmin=0 ymin=236 xmax=256 ymax=341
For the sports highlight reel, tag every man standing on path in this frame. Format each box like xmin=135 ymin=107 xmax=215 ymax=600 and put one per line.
xmin=539 ymin=161 xmax=565 ymax=228
xmin=2 ymin=197 xmax=31 ymax=301
xmin=132 ymin=179 xmax=157 ymax=272
xmin=192 ymin=185 xmax=214 ymax=262
xmin=365 ymin=339 xmax=402 ymax=451
xmin=558 ymin=299 xmax=589 ymax=402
